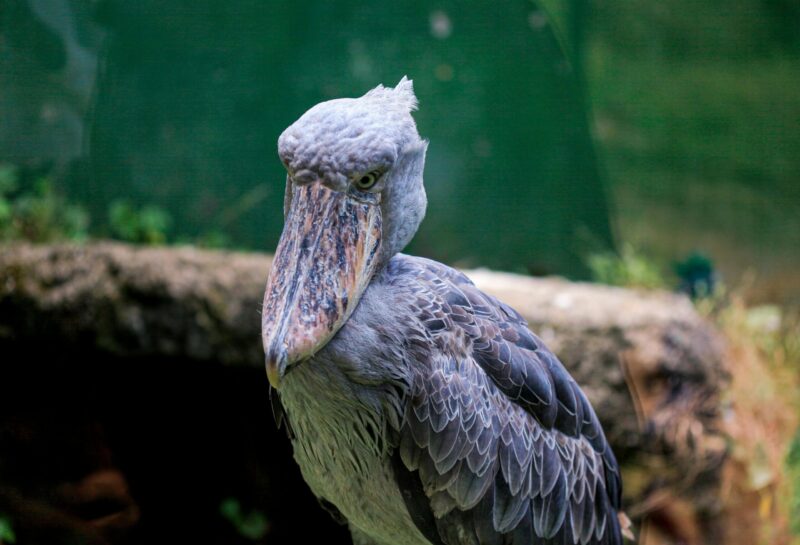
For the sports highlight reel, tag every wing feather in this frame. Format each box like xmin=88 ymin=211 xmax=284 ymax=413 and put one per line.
xmin=387 ymin=255 xmax=624 ymax=545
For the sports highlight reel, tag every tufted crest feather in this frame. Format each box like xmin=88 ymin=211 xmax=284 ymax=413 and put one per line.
xmin=365 ymin=76 xmax=419 ymax=112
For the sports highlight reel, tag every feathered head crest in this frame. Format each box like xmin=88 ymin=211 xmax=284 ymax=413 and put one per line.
xmin=364 ymin=76 xmax=418 ymax=112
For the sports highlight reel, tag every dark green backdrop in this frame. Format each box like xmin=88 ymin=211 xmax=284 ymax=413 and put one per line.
xmin=2 ymin=0 xmax=614 ymax=276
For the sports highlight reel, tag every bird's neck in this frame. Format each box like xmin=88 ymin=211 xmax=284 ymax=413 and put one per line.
xmin=277 ymin=274 xmax=412 ymax=447
xmin=376 ymin=142 xmax=427 ymax=267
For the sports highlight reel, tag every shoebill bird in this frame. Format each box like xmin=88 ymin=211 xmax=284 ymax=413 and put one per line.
xmin=262 ymin=78 xmax=626 ymax=545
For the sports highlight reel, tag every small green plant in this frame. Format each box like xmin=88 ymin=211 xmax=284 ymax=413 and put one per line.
xmin=219 ymin=497 xmax=269 ymax=541
xmin=675 ymin=252 xmax=717 ymax=299
xmin=193 ymin=230 xmax=231 ymax=249
xmin=108 ymin=200 xmax=172 ymax=245
xmin=587 ymin=243 xmax=667 ymax=289
xmin=0 ymin=513 xmax=16 ymax=544
xmin=0 ymin=164 xmax=88 ymax=243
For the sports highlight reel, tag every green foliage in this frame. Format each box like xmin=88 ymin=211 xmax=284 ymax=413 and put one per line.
xmin=675 ymin=252 xmax=717 ymax=299
xmin=192 ymin=230 xmax=231 ymax=249
xmin=0 ymin=514 xmax=15 ymax=544
xmin=219 ymin=497 xmax=269 ymax=541
xmin=108 ymin=200 xmax=172 ymax=245
xmin=0 ymin=164 xmax=230 ymax=248
xmin=0 ymin=164 xmax=88 ymax=243
xmin=788 ymin=430 xmax=800 ymax=537
xmin=587 ymin=244 xmax=667 ymax=289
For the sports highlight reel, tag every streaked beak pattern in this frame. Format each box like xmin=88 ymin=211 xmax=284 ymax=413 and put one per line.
xmin=262 ymin=182 xmax=382 ymax=388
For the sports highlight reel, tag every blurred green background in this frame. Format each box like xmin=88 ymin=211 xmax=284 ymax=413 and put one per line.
xmin=1 ymin=0 xmax=798 ymax=304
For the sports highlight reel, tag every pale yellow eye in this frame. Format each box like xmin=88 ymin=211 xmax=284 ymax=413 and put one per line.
xmin=355 ymin=171 xmax=380 ymax=190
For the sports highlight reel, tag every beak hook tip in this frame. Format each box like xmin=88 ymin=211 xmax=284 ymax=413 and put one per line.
xmin=266 ymin=345 xmax=289 ymax=389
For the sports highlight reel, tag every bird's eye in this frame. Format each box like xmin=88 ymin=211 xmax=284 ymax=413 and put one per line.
xmin=354 ymin=171 xmax=380 ymax=190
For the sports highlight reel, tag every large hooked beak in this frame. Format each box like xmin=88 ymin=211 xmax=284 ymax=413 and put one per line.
xmin=261 ymin=181 xmax=382 ymax=388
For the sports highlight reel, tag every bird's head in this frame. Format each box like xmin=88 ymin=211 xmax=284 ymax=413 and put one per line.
xmin=262 ymin=77 xmax=428 ymax=388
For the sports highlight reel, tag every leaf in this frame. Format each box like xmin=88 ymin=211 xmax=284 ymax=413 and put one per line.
xmin=219 ymin=498 xmax=270 ymax=541
xmin=0 ymin=514 xmax=16 ymax=544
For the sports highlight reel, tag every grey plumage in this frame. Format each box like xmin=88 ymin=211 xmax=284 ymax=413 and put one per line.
xmin=262 ymin=78 xmax=624 ymax=545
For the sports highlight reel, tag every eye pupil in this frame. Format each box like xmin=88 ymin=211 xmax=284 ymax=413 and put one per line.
xmin=356 ymin=172 xmax=379 ymax=189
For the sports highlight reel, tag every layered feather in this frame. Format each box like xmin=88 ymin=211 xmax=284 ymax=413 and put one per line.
xmin=387 ymin=255 xmax=623 ymax=545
